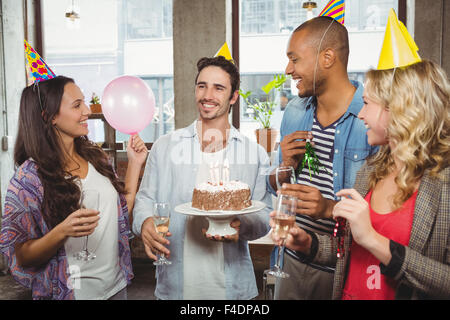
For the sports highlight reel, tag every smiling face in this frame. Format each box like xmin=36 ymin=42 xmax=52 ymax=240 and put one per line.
xmin=52 ymin=82 xmax=91 ymax=141
xmin=285 ymin=30 xmax=325 ymax=98
xmin=358 ymin=89 xmax=390 ymax=146
xmin=195 ymin=65 xmax=238 ymax=122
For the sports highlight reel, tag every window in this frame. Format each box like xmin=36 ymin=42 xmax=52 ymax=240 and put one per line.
xmin=241 ymin=0 xmax=397 ymax=34
xmin=241 ymin=0 xmax=306 ymax=34
xmin=239 ymin=0 xmax=398 ymax=142
xmin=42 ymin=0 xmax=399 ymax=145
xmin=125 ymin=0 xmax=172 ymax=40
xmin=42 ymin=0 xmax=174 ymax=144
xmin=345 ymin=0 xmax=398 ymax=31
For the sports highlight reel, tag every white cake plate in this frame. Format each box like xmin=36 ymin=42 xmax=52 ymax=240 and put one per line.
xmin=174 ymin=200 xmax=266 ymax=236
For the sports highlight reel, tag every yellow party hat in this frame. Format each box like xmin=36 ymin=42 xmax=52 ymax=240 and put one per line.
xmin=377 ymin=9 xmax=421 ymax=70
xmin=214 ymin=42 xmax=233 ymax=62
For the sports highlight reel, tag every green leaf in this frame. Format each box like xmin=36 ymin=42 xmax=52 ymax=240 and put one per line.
xmin=261 ymin=81 xmax=276 ymax=94
xmin=261 ymin=74 xmax=287 ymax=94
xmin=239 ymin=89 xmax=252 ymax=100
xmin=239 ymin=74 xmax=289 ymax=128
xmin=274 ymin=74 xmax=287 ymax=87
xmin=297 ymin=141 xmax=325 ymax=179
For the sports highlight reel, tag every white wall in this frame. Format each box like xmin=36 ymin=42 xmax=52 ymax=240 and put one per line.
xmin=124 ymin=39 xmax=173 ymax=76
xmin=0 ymin=0 xmax=28 ymax=272
xmin=0 ymin=1 xmax=27 ymax=208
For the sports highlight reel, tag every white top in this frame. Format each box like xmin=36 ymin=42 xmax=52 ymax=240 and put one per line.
xmin=183 ymin=148 xmax=226 ymax=299
xmin=64 ymin=162 xmax=127 ymax=300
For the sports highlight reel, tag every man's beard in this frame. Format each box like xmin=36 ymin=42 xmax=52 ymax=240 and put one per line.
xmin=199 ymin=102 xmax=229 ymax=120
xmin=298 ymin=76 xmax=325 ymax=98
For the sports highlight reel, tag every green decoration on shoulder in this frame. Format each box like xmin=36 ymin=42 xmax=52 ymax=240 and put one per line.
xmin=297 ymin=139 xmax=325 ymax=180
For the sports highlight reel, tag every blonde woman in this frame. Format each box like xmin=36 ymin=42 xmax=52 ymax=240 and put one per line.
xmin=271 ymin=59 xmax=450 ymax=299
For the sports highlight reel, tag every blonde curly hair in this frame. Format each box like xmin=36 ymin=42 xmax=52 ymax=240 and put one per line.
xmin=364 ymin=59 xmax=450 ymax=209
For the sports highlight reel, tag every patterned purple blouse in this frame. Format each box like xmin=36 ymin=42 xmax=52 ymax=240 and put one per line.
xmin=0 ymin=159 xmax=134 ymax=300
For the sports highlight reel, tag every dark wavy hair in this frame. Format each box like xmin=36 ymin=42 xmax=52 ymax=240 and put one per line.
xmin=14 ymin=76 xmax=125 ymax=229
xmin=195 ymin=55 xmax=240 ymax=101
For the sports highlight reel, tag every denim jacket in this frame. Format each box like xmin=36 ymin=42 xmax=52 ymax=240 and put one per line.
xmin=132 ymin=121 xmax=272 ymax=300
xmin=267 ymin=81 xmax=379 ymax=197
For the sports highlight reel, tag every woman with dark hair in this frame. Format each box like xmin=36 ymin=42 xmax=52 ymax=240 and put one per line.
xmin=0 ymin=76 xmax=148 ymax=300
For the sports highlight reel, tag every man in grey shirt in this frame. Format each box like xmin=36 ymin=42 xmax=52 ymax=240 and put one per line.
xmin=132 ymin=55 xmax=272 ymax=300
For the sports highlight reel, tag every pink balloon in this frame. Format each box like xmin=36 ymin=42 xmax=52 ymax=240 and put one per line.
xmin=101 ymin=75 xmax=155 ymax=135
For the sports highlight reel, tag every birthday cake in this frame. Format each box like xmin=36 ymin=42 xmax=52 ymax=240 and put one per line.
xmin=192 ymin=181 xmax=252 ymax=211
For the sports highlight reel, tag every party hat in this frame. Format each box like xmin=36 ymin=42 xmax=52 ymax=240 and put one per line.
xmin=319 ymin=0 xmax=345 ymax=25
xmin=24 ymin=40 xmax=56 ymax=83
xmin=377 ymin=9 xmax=421 ymax=70
xmin=214 ymin=42 xmax=234 ymax=62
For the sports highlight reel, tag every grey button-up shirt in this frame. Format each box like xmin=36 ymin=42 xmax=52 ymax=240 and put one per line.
xmin=132 ymin=121 xmax=272 ymax=300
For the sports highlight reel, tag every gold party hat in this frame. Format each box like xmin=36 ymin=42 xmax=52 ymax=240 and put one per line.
xmin=214 ymin=42 xmax=233 ymax=62
xmin=377 ymin=9 xmax=421 ymax=70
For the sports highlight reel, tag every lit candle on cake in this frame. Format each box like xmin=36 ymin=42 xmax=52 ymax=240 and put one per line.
xmin=223 ymin=158 xmax=230 ymax=182
xmin=209 ymin=162 xmax=215 ymax=184
xmin=214 ymin=161 xmax=221 ymax=185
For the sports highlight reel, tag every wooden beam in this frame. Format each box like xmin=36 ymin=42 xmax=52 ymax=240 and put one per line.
xmin=398 ymin=0 xmax=407 ymax=25
xmin=33 ymin=0 xmax=44 ymax=57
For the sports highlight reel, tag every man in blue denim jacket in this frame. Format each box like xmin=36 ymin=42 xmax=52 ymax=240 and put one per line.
xmin=267 ymin=17 xmax=378 ymax=299
xmin=132 ymin=56 xmax=272 ymax=300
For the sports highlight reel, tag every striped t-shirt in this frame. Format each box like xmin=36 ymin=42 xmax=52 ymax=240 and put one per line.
xmin=285 ymin=113 xmax=340 ymax=265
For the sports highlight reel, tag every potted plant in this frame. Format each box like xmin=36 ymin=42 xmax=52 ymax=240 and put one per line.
xmin=239 ymin=74 xmax=287 ymax=152
xmin=90 ymin=93 xmax=102 ymax=113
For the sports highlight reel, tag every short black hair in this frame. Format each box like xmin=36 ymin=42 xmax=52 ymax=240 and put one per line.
xmin=294 ymin=16 xmax=349 ymax=68
xmin=195 ymin=55 xmax=240 ymax=100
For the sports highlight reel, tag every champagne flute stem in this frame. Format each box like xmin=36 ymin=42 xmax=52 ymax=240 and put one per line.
xmin=275 ymin=241 xmax=285 ymax=270
xmin=158 ymin=231 xmax=167 ymax=261
xmin=84 ymin=236 xmax=89 ymax=254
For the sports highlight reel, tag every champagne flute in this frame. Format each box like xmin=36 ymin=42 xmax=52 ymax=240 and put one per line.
xmin=153 ymin=202 xmax=171 ymax=266
xmin=74 ymin=189 xmax=99 ymax=261
xmin=268 ymin=194 xmax=297 ymax=278
xmin=275 ymin=166 xmax=297 ymax=190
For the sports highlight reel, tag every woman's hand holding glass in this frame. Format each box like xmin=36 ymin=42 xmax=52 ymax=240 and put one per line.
xmin=74 ymin=189 xmax=100 ymax=261
xmin=58 ymin=208 xmax=100 ymax=238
